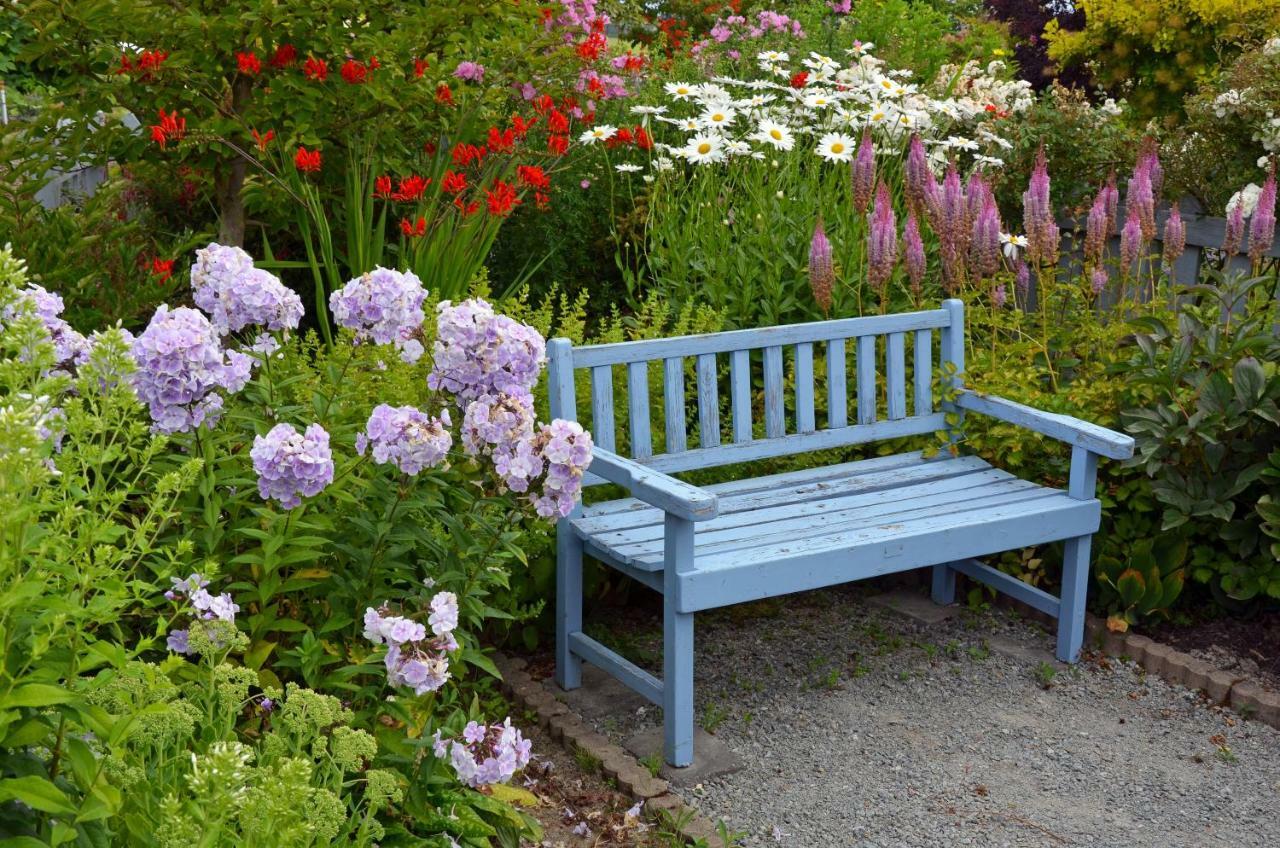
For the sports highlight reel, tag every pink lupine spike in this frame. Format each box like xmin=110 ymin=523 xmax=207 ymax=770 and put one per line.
xmin=1162 ymin=201 xmax=1186 ymax=278
xmin=1126 ymin=163 xmax=1156 ymax=242
xmin=1120 ymin=205 xmax=1143 ymax=271
xmin=1249 ymin=169 xmax=1276 ymax=266
xmin=852 ymin=130 xmax=875 ymax=215
xmin=1223 ymin=202 xmax=1245 ymax=256
xmin=1085 ymin=188 xmax=1109 ymax=265
xmin=1102 ymin=171 xmax=1120 ymax=236
xmin=969 ymin=197 xmax=1002 ymax=280
xmin=905 ymin=134 xmax=930 ymax=216
xmin=903 ymin=211 xmax=926 ymax=299
xmin=867 ymin=183 xmax=898 ymax=302
xmin=809 ymin=216 xmax=835 ymax=314
xmin=1022 ymin=146 xmax=1054 ymax=264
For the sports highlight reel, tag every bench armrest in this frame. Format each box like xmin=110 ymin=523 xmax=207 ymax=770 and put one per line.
xmin=954 ymin=390 xmax=1134 ymax=461
xmin=589 ymin=449 xmax=720 ymax=522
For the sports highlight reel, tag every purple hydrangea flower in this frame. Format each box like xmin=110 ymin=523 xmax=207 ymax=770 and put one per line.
xmin=428 ymin=299 xmax=546 ymax=405
xmin=250 ymin=422 xmax=335 ymax=508
xmin=190 ymin=243 xmax=303 ymax=336
xmin=1 ymin=284 xmax=88 ymax=366
xmin=129 ymin=305 xmax=253 ymax=433
xmin=529 ymin=419 xmax=593 ymax=519
xmin=356 ymin=404 xmax=452 ymax=476
xmin=329 ymin=267 xmax=427 ymax=363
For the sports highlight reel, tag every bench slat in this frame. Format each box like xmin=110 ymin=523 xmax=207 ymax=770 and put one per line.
xmin=730 ymin=349 xmax=751 ymax=443
xmin=886 ymin=332 xmax=906 ymax=420
xmin=856 ymin=335 xmax=876 ymax=424
xmin=591 ymin=365 xmax=615 ymax=453
xmin=827 ymin=338 xmax=847 ymax=428
xmin=913 ymin=329 xmax=932 ymax=415
xmin=696 ymin=353 xmax=720 ymax=448
xmin=627 ymin=361 xmax=651 ymax=460
xmin=575 ymin=454 xmax=990 ymax=536
xmin=763 ymin=345 xmax=785 ymax=438
xmin=795 ymin=342 xmax=816 ymax=433
xmin=663 ymin=357 xmax=686 ymax=454
xmin=677 ymin=495 xmax=1100 ymax=612
xmin=569 ymin=308 xmax=950 ymax=367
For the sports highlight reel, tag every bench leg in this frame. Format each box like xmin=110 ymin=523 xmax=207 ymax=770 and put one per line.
xmin=663 ymin=514 xmax=696 ymax=767
xmin=1056 ymin=534 xmax=1093 ymax=663
xmin=931 ymin=562 xmax=956 ymax=605
xmin=663 ymin=599 xmax=695 ymax=767
xmin=555 ymin=517 xmax=583 ymax=691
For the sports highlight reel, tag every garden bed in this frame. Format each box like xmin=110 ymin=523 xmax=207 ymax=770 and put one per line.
xmin=1144 ymin=612 xmax=1280 ymax=693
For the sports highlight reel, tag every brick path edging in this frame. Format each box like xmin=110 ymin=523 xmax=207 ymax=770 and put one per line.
xmin=493 ymin=653 xmax=729 ymax=848
xmin=1084 ymin=614 xmax=1280 ymax=726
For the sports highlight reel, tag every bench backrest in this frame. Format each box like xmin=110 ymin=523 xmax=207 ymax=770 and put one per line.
xmin=547 ymin=299 xmax=965 ymax=479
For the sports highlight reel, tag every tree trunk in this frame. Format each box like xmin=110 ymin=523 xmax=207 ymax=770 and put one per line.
xmin=215 ymin=76 xmax=254 ymax=247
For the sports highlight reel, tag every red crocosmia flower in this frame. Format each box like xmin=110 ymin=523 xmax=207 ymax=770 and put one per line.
xmin=303 ymin=57 xmax=328 ymax=81
xmin=435 ymin=84 xmax=454 ymax=107
xmin=487 ymin=127 xmax=515 ymax=154
xmin=116 ymin=54 xmax=133 ymax=75
xmin=237 ymin=51 xmax=262 ymax=76
xmin=442 ymin=171 xmax=467 ymax=194
xmin=399 ymin=216 xmax=426 ymax=237
xmin=369 ymin=56 xmax=381 ymax=70
xmin=340 ymin=59 xmax=370 ymax=84
xmin=586 ymin=77 xmax=605 ymax=97
xmin=789 ymin=70 xmax=809 ymax=89
xmin=547 ymin=134 xmax=568 ymax=156
xmin=517 ymin=165 xmax=550 ymax=190
xmin=137 ymin=50 xmax=167 ymax=76
xmin=633 ymin=125 xmax=653 ymax=150
xmin=453 ymin=197 xmax=481 ymax=216
xmin=251 ymin=128 xmax=275 ymax=151
xmin=548 ymin=109 xmax=570 ymax=134
xmin=540 ymin=6 xmax=554 ymax=23
xmin=423 ymin=141 xmax=438 ymax=156
xmin=414 ymin=58 xmax=429 ymax=78
xmin=451 ymin=142 xmax=485 ymax=168
xmin=294 ymin=146 xmax=322 ymax=173
xmin=533 ymin=94 xmax=555 ymax=114
xmin=576 ymin=32 xmax=606 ymax=61
xmin=607 ymin=127 xmax=633 ymax=149
xmin=374 ymin=175 xmax=393 ymax=198
xmin=510 ymin=114 xmax=538 ymax=139
xmin=485 ymin=179 xmax=521 ymax=217
xmin=582 ymin=110 xmax=596 ymax=124
xmin=150 ymin=258 xmax=175 ymax=284
xmin=535 ymin=191 xmax=550 ymax=210
xmin=150 ymin=109 xmax=186 ymax=149
xmin=270 ymin=44 xmax=297 ymax=68
xmin=392 ymin=175 xmax=430 ymax=202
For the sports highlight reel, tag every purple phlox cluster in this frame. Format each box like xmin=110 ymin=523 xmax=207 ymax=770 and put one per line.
xmin=190 ymin=243 xmax=303 ymax=336
xmin=453 ymin=61 xmax=485 ymax=82
xmin=1248 ymin=169 xmax=1277 ymax=265
xmin=694 ymin=10 xmax=804 ymax=54
xmin=433 ymin=717 xmax=532 ymax=788
xmin=428 ymin=299 xmax=546 ymax=405
xmin=576 ymin=69 xmax=628 ymax=100
xmin=164 ymin=573 xmax=239 ymax=655
xmin=528 ymin=419 xmax=594 ymax=519
xmin=250 ymin=422 xmax=335 ymax=508
xmin=364 ymin=592 xmax=459 ymax=695
xmin=808 ymin=217 xmax=834 ymax=314
xmin=1120 ymin=206 xmax=1144 ymax=270
xmin=129 ymin=305 xmax=253 ymax=433
xmin=1021 ymin=148 xmax=1058 ymax=265
xmin=462 ymin=393 xmax=542 ymax=493
xmin=2 ymin=284 xmax=88 ymax=367
xmin=357 ymin=404 xmax=453 ymax=476
xmin=828 ymin=0 xmax=853 ymax=13
xmin=851 ymin=131 xmax=876 ymax=214
xmin=867 ymin=183 xmax=898 ymax=295
xmin=329 ymin=267 xmax=428 ymax=364
xmin=1162 ymin=202 xmax=1186 ymax=272
xmin=903 ymin=212 xmax=926 ymax=297
xmin=544 ymin=0 xmax=608 ymax=43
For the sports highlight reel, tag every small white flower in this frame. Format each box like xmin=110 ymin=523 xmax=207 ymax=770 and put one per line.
xmin=680 ymin=134 xmax=725 ymax=165
xmin=1227 ymin=183 xmax=1262 ymax=218
xmin=615 ymin=163 xmax=643 ymax=173
xmin=700 ymin=106 xmax=737 ymax=130
xmin=578 ymin=125 xmax=617 ymax=145
xmin=665 ymin=81 xmax=696 ymax=99
xmin=815 ymin=132 xmax=857 ymax=162
xmin=631 ymin=104 xmax=667 ymax=116
xmin=752 ymin=119 xmax=796 ymax=151
xmin=803 ymin=90 xmax=837 ymax=110
xmin=1001 ymin=233 xmax=1028 ymax=259
xmin=975 ymin=154 xmax=1005 ymax=168
xmin=945 ymin=135 xmax=979 ymax=151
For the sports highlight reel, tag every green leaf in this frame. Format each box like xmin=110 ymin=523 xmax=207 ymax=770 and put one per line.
xmin=1232 ymin=357 xmax=1266 ymax=405
xmin=0 ymin=776 xmax=76 ymax=815
xmin=1 ymin=684 xmax=74 ymax=710
xmin=1115 ymin=568 xmax=1146 ymax=608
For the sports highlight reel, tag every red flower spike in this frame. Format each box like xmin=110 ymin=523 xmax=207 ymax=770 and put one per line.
xmin=303 ymin=57 xmax=328 ymax=81
xmin=340 ymin=59 xmax=370 ymax=84
xmin=150 ymin=109 xmax=186 ymax=149
xmin=237 ymin=51 xmax=262 ymax=76
xmin=633 ymin=125 xmax=653 ymax=150
xmin=150 ymin=258 xmax=175 ymax=284
xmin=487 ymin=127 xmax=515 ymax=154
xmin=116 ymin=54 xmax=133 ymax=75
xmin=535 ymin=191 xmax=550 ymax=210
xmin=517 ymin=165 xmax=550 ymax=190
xmin=789 ymin=70 xmax=809 ymax=89
xmin=399 ymin=216 xmax=426 ymax=237
xmin=548 ymin=110 xmax=570 ymax=134
xmin=294 ymin=146 xmax=322 ymax=173
xmin=510 ymin=114 xmax=538 ymax=139
xmin=547 ymin=134 xmax=568 ymax=156
xmin=391 ymin=175 xmax=430 ymax=202
xmin=414 ymin=58 xmax=429 ymax=78
xmin=435 ymin=84 xmax=454 ymax=107
xmin=270 ymin=44 xmax=297 ymax=68
xmin=374 ymin=175 xmax=393 ymax=198
xmin=251 ymin=128 xmax=275 ymax=151
xmin=453 ymin=197 xmax=481 ymax=216
xmin=442 ymin=171 xmax=467 ymax=194
xmin=485 ymin=179 xmax=521 ymax=217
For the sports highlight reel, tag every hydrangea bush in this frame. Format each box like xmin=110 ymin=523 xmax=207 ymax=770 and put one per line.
xmin=0 ymin=240 xmax=592 ymax=845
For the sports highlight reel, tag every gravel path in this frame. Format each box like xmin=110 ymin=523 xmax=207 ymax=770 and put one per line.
xmin=581 ymin=586 xmax=1280 ymax=847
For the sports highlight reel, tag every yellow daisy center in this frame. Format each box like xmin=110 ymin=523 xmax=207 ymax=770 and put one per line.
xmin=770 ymin=129 xmax=783 ymax=140
xmin=697 ymin=142 xmax=712 ymax=155
xmin=830 ymin=143 xmax=845 ymax=154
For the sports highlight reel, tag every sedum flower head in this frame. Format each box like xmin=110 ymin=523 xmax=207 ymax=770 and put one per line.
xmin=251 ymin=422 xmax=334 ymax=508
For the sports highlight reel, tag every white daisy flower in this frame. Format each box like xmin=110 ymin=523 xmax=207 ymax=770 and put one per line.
xmin=975 ymin=154 xmax=1005 ymax=168
xmin=725 ymin=139 xmax=753 ymax=156
xmin=753 ymin=120 xmax=796 ymax=151
xmin=1001 ymin=233 xmax=1027 ymax=259
xmin=815 ymin=132 xmax=857 ymax=162
xmin=665 ymin=81 xmax=696 ymax=99
xmin=615 ymin=163 xmax=643 ymax=173
xmin=866 ymin=103 xmax=891 ymax=126
xmin=946 ymin=136 xmax=979 ymax=151
xmin=803 ymin=91 xmax=836 ymax=110
xmin=846 ymin=41 xmax=874 ymax=56
xmin=700 ymin=106 xmax=737 ymax=130
xmin=695 ymin=83 xmax=732 ymax=104
xmin=653 ymin=156 xmax=675 ymax=171
xmin=631 ymin=105 xmax=667 ymax=116
xmin=681 ymin=134 xmax=725 ymax=165
xmin=578 ymin=125 xmax=617 ymax=145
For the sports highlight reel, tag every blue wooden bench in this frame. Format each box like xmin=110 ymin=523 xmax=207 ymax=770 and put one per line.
xmin=547 ymin=300 xmax=1133 ymax=766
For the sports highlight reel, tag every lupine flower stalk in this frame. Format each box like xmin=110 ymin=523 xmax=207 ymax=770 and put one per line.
xmin=904 ymin=134 xmax=930 ymax=216
xmin=867 ymin=183 xmax=897 ymax=308
xmin=1102 ymin=172 xmax=1120 ymax=235
xmin=1015 ymin=260 xmax=1030 ymax=299
xmin=808 ymin=217 xmax=835 ymax=314
xmin=851 ymin=131 xmax=875 ymax=215
xmin=1248 ymin=168 xmax=1276 ymax=267
xmin=903 ymin=212 xmax=926 ymax=303
xmin=1084 ymin=189 xmax=1109 ymax=266
xmin=1139 ymin=137 xmax=1164 ymax=200
xmin=1223 ymin=203 xmax=1245 ymax=256
xmin=1022 ymin=147 xmax=1055 ymax=265
xmin=1162 ymin=202 xmax=1186 ymax=281
xmin=1120 ymin=206 xmax=1143 ymax=271
xmin=1126 ymin=162 xmax=1156 ymax=242
xmin=1090 ymin=266 xmax=1108 ymax=297
xmin=970 ymin=197 xmax=1002 ymax=280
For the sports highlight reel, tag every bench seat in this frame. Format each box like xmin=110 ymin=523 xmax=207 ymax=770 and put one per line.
xmin=573 ymin=452 xmax=1100 ymax=611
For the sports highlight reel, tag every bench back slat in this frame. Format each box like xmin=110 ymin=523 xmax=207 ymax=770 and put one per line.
xmin=547 ymin=302 xmax=962 ymax=478
xmin=696 ymin=353 xmax=720 ymax=448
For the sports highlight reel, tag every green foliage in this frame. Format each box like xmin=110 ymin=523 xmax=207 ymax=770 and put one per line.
xmin=846 ymin=0 xmax=1012 ymax=82
xmin=1123 ymin=272 xmax=1280 ymax=602
xmin=1094 ymin=536 xmax=1188 ymax=629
